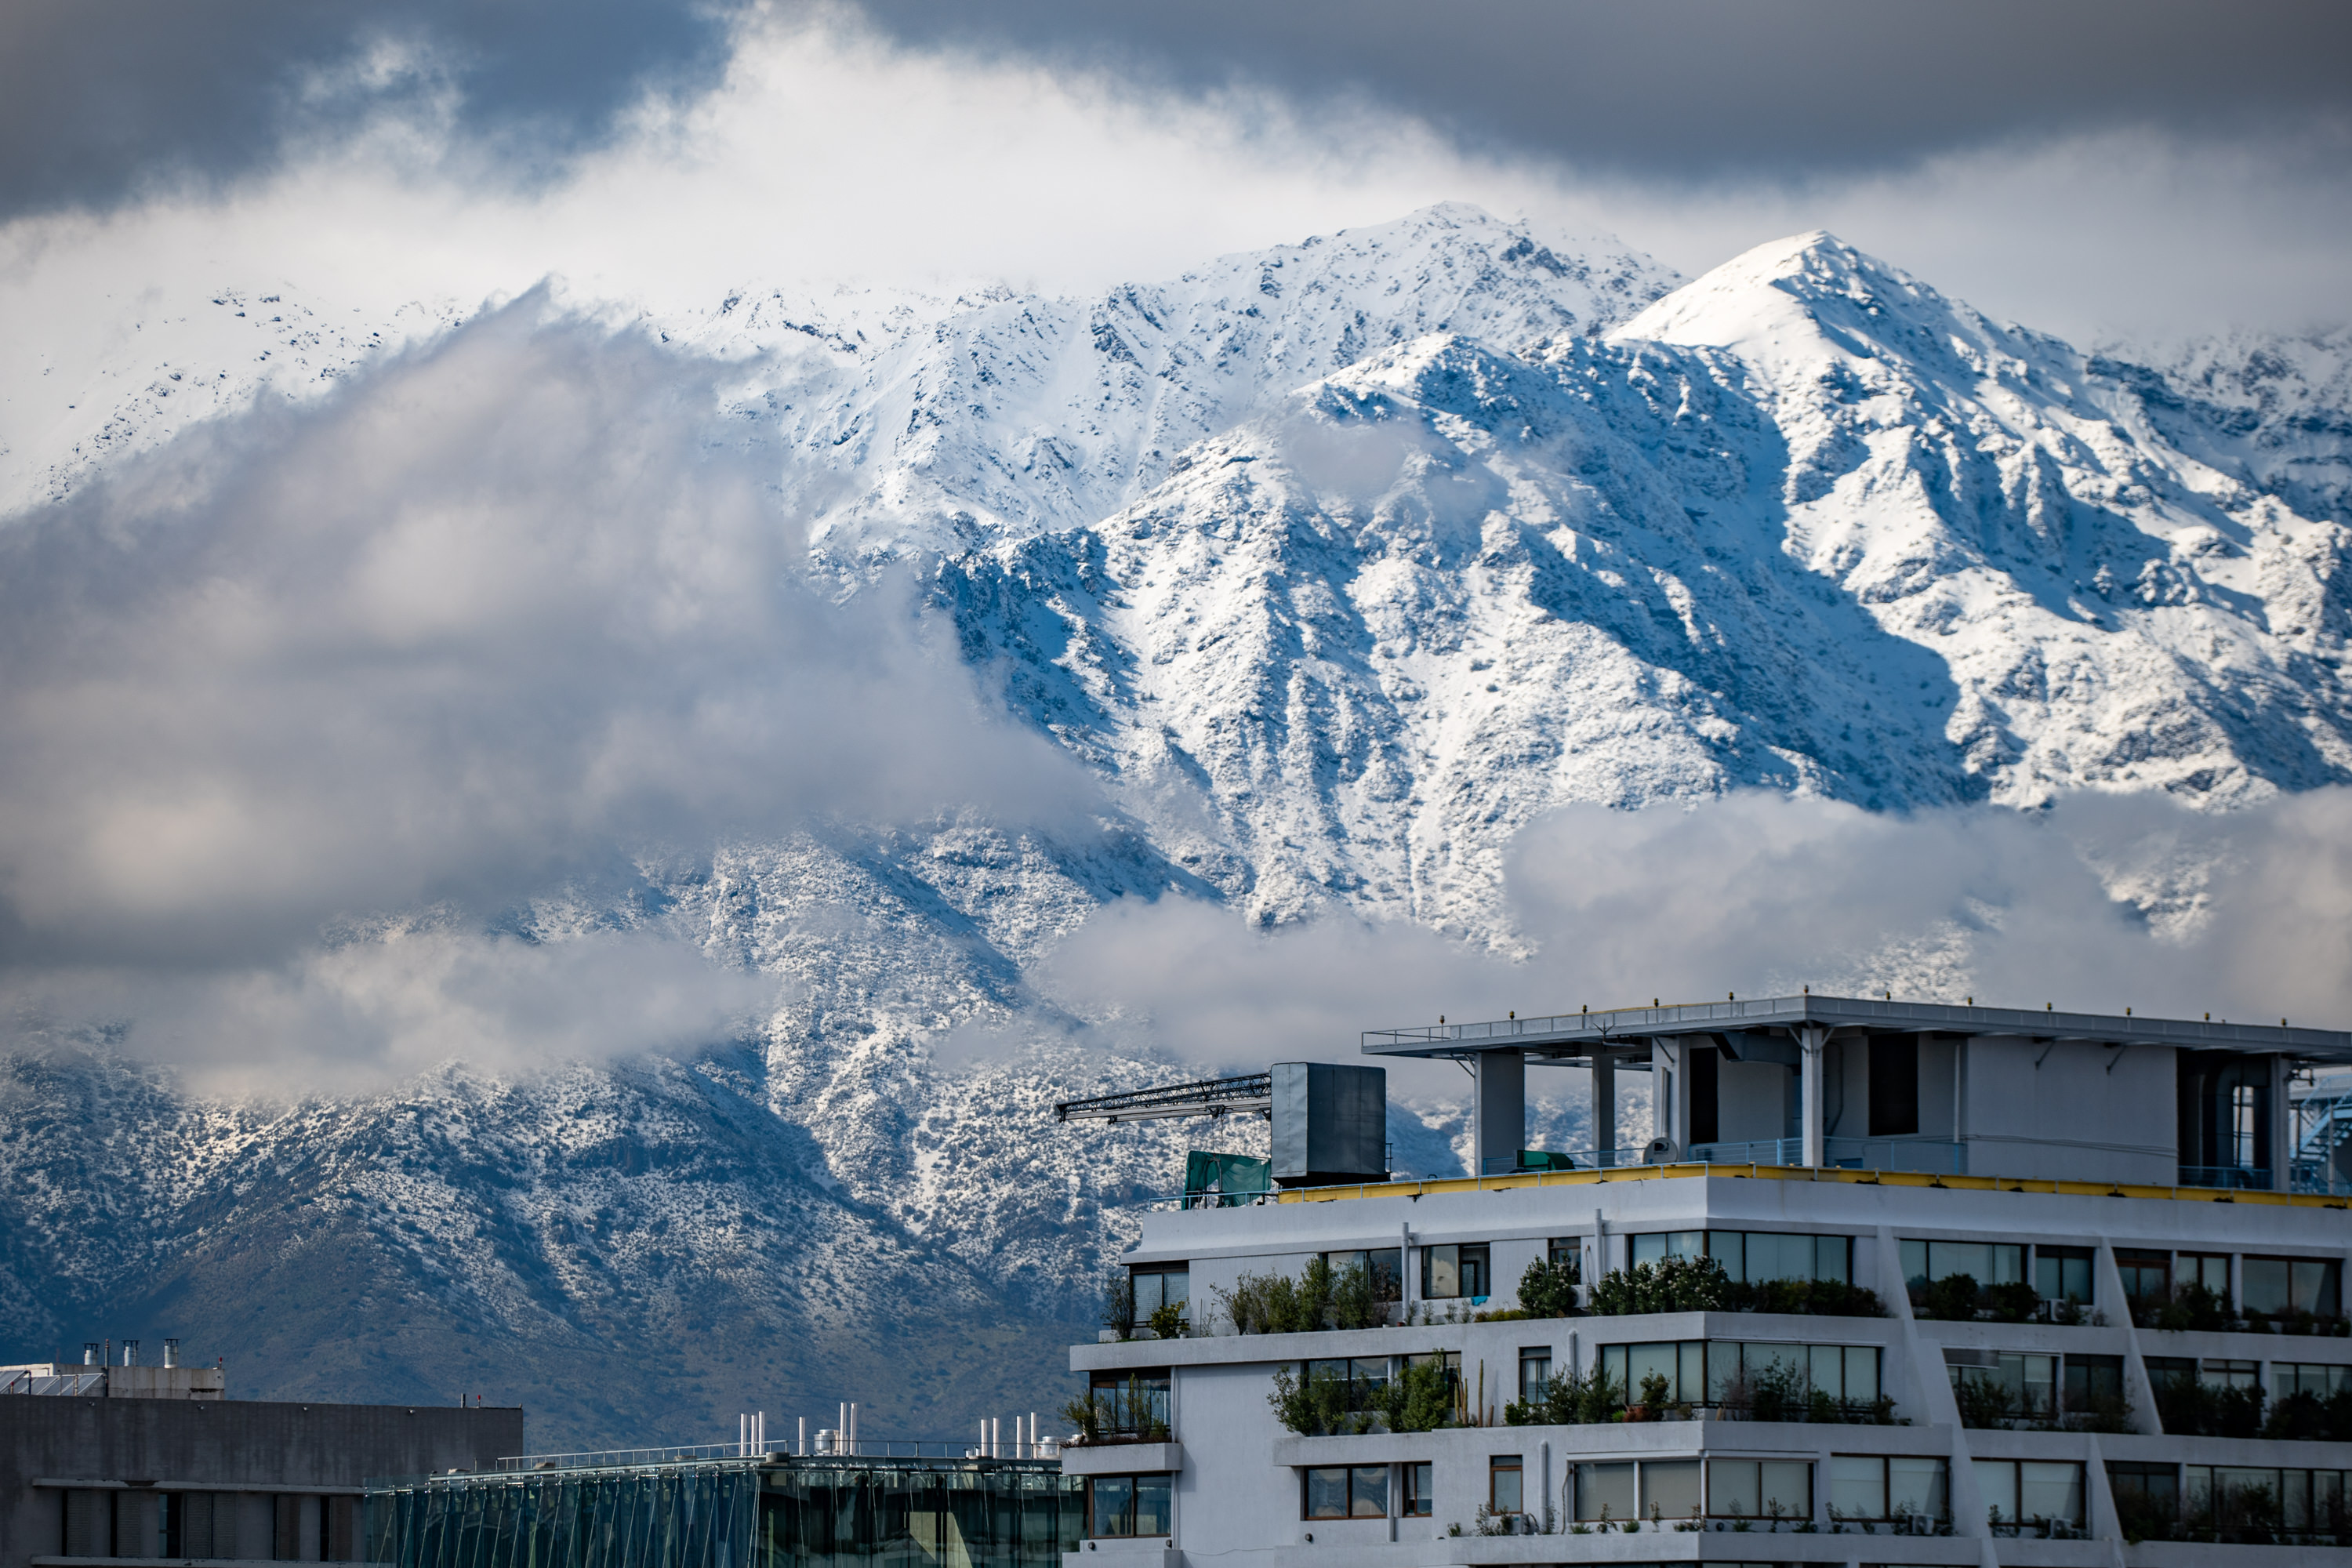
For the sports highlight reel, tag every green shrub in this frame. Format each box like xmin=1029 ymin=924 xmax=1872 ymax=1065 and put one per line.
xmin=1269 ymin=1364 xmax=1370 ymax=1436
xmin=1100 ymin=1272 xmax=1137 ymax=1339
xmin=1375 ymin=1358 xmax=1461 ymax=1432
xmin=1915 ymin=1272 xmax=1980 ymax=1321
xmin=1516 ymin=1256 xmax=1582 ymax=1318
xmin=1503 ymin=1361 xmax=1624 ymax=1426
xmin=1146 ymin=1301 xmax=1185 ymax=1340
xmin=1220 ymin=1258 xmax=1388 ymax=1334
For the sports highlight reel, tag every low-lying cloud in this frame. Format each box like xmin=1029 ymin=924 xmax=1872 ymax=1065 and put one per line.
xmin=0 ymin=295 xmax=1101 ymax=1079
xmin=1034 ymin=789 xmax=2352 ymax=1096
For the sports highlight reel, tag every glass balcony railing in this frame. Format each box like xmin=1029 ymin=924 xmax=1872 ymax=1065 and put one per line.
xmin=1479 ymin=1138 xmax=1965 ymax=1178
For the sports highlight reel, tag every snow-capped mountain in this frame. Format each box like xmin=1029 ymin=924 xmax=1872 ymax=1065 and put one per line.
xmin=2 ymin=207 xmax=2348 ymax=1450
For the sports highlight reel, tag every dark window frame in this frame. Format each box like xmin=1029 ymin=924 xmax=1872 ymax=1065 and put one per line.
xmin=1299 ymin=1465 xmax=1388 ymax=1521
xmin=1087 ymin=1473 xmax=1173 ymax=1538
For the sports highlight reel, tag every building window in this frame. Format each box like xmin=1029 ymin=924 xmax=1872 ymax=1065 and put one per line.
xmin=1598 ymin=1339 xmax=1882 ymax=1414
xmin=2033 ymin=1246 xmax=2093 ymax=1307
xmin=1301 ymin=1465 xmax=1386 ymax=1520
xmin=2063 ymin=1354 xmax=2124 ymax=1410
xmin=1572 ymin=1460 xmax=1708 ymax=1525
xmin=2187 ymin=1465 xmax=2350 ymax=1532
xmin=1573 ymin=1462 xmax=1635 ymax=1523
xmin=2243 ymin=1256 xmax=2342 ymax=1319
xmin=1707 ymin=1459 xmax=1811 ymax=1521
xmin=1302 ymin=1356 xmax=1393 ymax=1414
xmin=1518 ymin=1348 xmax=1550 ymax=1405
xmin=1828 ymin=1456 xmax=1947 ymax=1522
xmin=1900 ymin=1238 xmax=2024 ymax=1294
xmin=1973 ymin=1460 xmax=2082 ymax=1529
xmin=1130 ymin=1263 xmax=1189 ymax=1324
xmin=2177 ymin=1253 xmax=2228 ymax=1299
xmin=1640 ymin=1459 xmax=1700 ymax=1523
xmin=2201 ymin=1359 xmax=2259 ymax=1390
xmin=1546 ymin=1237 xmax=1581 ymax=1272
xmin=1488 ymin=1456 xmax=1522 ymax=1515
xmin=1320 ymin=1249 xmax=1403 ymax=1303
xmin=1630 ymin=1229 xmax=1851 ymax=1283
xmin=1949 ymin=1352 xmax=2056 ymax=1421
xmin=2114 ymin=1249 xmax=2169 ymax=1302
xmin=2106 ymin=1462 xmax=2179 ymax=1534
xmin=1403 ymin=1462 xmax=1432 ymax=1518
xmin=2275 ymin=1363 xmax=2352 ymax=1399
xmin=1085 ymin=1370 xmax=1171 ymax=1439
xmin=1421 ymin=1243 xmax=1490 ymax=1301
xmin=1088 ymin=1475 xmax=1171 ymax=1537
xmin=1628 ymin=1230 xmax=1706 ymax=1269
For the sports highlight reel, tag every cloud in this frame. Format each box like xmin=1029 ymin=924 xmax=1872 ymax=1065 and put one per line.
xmin=10 ymin=927 xmax=779 ymax=1096
xmin=1033 ymin=790 xmax=2352 ymax=1097
xmin=0 ymin=295 xmax=1098 ymax=982
xmin=0 ymin=0 xmax=738 ymax=220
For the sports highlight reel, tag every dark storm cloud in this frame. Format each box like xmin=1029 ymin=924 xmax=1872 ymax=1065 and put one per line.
xmin=854 ymin=0 xmax=2352 ymax=177
xmin=0 ymin=0 xmax=740 ymax=219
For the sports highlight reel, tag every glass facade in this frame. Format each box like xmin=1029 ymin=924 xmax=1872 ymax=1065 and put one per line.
xmin=367 ymin=1459 xmax=1081 ymax=1568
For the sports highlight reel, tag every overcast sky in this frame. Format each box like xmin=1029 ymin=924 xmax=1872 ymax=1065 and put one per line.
xmin=2 ymin=0 xmax=2347 ymax=341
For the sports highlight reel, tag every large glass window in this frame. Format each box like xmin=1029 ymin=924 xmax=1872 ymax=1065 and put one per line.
xmin=1087 ymin=1475 xmax=1171 ymax=1538
xmin=2114 ymin=1250 xmax=2169 ymax=1301
xmin=2276 ymin=1363 xmax=2352 ymax=1399
xmin=1086 ymin=1370 xmax=1170 ymax=1438
xmin=1831 ymin=1456 xmax=1949 ymax=1524
xmin=1641 ymin=1460 xmax=1700 ymax=1523
xmin=1973 ymin=1460 xmax=2082 ymax=1528
xmin=1706 ymin=1460 xmax=1810 ymax=1520
xmin=1300 ymin=1466 xmax=1386 ymax=1520
xmin=1574 ymin=1463 xmax=1635 ymax=1523
xmin=2033 ymin=1246 xmax=2093 ymax=1306
xmin=2062 ymin=1354 xmax=2124 ymax=1410
xmin=1320 ymin=1249 xmax=1403 ymax=1303
xmin=1130 ymin=1264 xmax=1189 ymax=1323
xmin=2178 ymin=1254 xmax=2228 ymax=1299
xmin=1949 ymin=1352 xmax=2056 ymax=1421
xmin=1900 ymin=1239 xmax=2024 ymax=1290
xmin=2187 ymin=1467 xmax=2350 ymax=1531
xmin=1601 ymin=1340 xmax=1881 ymax=1412
xmin=1403 ymin=1463 xmax=1432 ymax=1519
xmin=1420 ymin=1243 xmax=1491 ymax=1301
xmin=2243 ymin=1256 xmax=2342 ymax=1318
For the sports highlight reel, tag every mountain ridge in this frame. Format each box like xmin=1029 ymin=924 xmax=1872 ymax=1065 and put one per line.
xmin=3 ymin=206 xmax=2350 ymax=1452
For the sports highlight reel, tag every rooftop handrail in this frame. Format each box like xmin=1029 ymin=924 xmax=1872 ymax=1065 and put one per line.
xmin=488 ymin=1439 xmax=1060 ymax=1472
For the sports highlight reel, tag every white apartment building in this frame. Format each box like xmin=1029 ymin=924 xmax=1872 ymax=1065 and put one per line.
xmin=1058 ymin=995 xmax=2352 ymax=1567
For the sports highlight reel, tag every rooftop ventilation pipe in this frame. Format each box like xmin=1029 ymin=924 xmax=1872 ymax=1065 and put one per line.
xmin=82 ymin=1344 xmax=99 ymax=1367
xmin=123 ymin=1340 xmax=139 ymax=1367
xmin=163 ymin=1340 xmax=180 ymax=1369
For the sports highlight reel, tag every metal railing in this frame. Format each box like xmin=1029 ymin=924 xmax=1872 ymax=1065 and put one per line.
xmin=1 ymin=1371 xmax=107 ymax=1396
xmin=492 ymin=1439 xmax=1058 ymax=1472
xmin=1477 ymin=1138 xmax=1965 ymax=1178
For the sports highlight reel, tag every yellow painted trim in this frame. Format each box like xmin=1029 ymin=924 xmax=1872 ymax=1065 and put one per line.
xmin=1272 ymin=1163 xmax=2352 ymax=1210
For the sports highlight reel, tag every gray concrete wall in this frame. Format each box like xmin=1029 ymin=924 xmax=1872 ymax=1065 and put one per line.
xmin=0 ymin=1399 xmax=521 ymax=1568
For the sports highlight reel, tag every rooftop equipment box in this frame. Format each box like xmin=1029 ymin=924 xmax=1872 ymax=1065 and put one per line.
xmin=1271 ymin=1062 xmax=1387 ymax=1187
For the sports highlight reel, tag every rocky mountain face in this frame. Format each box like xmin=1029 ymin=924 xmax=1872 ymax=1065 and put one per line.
xmin=2 ymin=207 xmax=2347 ymax=1452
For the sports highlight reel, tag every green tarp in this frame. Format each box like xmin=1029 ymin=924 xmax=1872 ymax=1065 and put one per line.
xmin=1184 ymin=1151 xmax=1270 ymax=1208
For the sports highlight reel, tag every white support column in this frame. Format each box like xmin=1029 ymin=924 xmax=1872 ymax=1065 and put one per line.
xmin=1650 ymin=1038 xmax=1683 ymax=1152
xmin=1800 ymin=1026 xmax=1828 ymax=1168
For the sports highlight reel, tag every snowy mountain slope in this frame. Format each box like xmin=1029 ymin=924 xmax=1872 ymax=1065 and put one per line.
xmin=1613 ymin=232 xmax=2352 ymax=805
xmin=702 ymin=204 xmax=1684 ymax=561
xmin=2094 ymin=326 xmax=2352 ymax=530
xmin=0 ymin=284 xmax=470 ymax=516
xmin=5 ymin=210 xmax=2352 ymax=1454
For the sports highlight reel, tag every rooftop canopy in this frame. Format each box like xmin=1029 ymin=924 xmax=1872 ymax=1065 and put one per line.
xmin=1360 ymin=993 xmax=2352 ymax=1065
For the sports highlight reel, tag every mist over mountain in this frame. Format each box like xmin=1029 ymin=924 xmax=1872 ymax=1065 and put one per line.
xmin=3 ymin=205 xmax=2350 ymax=1451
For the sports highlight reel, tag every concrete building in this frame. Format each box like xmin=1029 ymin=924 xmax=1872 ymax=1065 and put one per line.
xmin=0 ymin=1347 xmax=519 ymax=1568
xmin=1063 ymin=994 xmax=2352 ymax=1566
